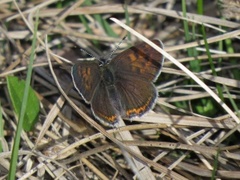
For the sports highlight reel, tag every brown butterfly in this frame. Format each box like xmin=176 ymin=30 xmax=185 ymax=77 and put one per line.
xmin=71 ymin=40 xmax=164 ymax=124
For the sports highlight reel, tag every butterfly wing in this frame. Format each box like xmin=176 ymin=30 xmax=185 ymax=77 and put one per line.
xmin=109 ymin=40 xmax=164 ymax=82
xmin=71 ymin=60 xmax=101 ymax=103
xmin=91 ymin=81 xmax=119 ymax=124
xmin=115 ymin=75 xmax=157 ymax=118
xmin=108 ymin=40 xmax=164 ymax=118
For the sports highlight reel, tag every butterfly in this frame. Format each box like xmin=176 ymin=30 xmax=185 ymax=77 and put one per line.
xmin=71 ymin=40 xmax=164 ymax=125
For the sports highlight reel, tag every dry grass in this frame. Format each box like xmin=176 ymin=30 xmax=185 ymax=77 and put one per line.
xmin=1 ymin=0 xmax=240 ymax=179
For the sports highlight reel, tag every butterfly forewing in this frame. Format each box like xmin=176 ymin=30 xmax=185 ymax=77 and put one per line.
xmin=71 ymin=61 xmax=101 ymax=103
xmin=109 ymin=40 xmax=164 ymax=82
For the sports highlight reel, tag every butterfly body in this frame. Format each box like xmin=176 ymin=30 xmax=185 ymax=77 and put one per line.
xmin=101 ymin=64 xmax=124 ymax=118
xmin=72 ymin=40 xmax=164 ymax=125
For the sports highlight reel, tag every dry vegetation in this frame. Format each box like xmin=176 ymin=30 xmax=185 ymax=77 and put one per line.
xmin=1 ymin=0 xmax=240 ymax=179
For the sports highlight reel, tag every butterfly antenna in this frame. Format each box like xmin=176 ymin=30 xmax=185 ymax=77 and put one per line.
xmin=105 ymin=36 xmax=127 ymax=61
xmin=80 ymin=49 xmax=93 ymax=58
xmin=80 ymin=49 xmax=99 ymax=61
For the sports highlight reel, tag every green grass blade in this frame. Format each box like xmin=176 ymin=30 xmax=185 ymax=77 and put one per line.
xmin=224 ymin=85 xmax=240 ymax=117
xmin=211 ymin=149 xmax=220 ymax=180
xmin=197 ymin=0 xmax=203 ymax=14
xmin=8 ymin=12 xmax=39 ymax=180
xmin=182 ymin=0 xmax=200 ymax=72
xmin=201 ymin=25 xmax=224 ymax=101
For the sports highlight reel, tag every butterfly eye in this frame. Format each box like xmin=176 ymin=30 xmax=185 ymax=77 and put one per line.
xmin=98 ymin=58 xmax=107 ymax=66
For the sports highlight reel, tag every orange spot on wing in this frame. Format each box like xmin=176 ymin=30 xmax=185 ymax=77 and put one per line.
xmin=129 ymin=53 xmax=137 ymax=62
xmin=98 ymin=113 xmax=117 ymax=123
xmin=126 ymin=97 xmax=152 ymax=117
xmin=80 ymin=67 xmax=92 ymax=90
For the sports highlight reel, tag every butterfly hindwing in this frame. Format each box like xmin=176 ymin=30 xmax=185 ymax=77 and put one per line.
xmin=91 ymin=81 xmax=119 ymax=124
xmin=115 ymin=75 xmax=157 ymax=118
